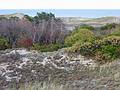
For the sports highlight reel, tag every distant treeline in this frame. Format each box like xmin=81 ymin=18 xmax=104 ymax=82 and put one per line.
xmin=0 ymin=12 xmax=68 ymax=48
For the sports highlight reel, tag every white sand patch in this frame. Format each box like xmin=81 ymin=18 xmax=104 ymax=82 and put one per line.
xmin=22 ymin=57 xmax=30 ymax=62
xmin=5 ymin=76 xmax=12 ymax=81
xmin=5 ymin=75 xmax=21 ymax=82
xmin=16 ymin=49 xmax=31 ymax=55
xmin=41 ymin=57 xmax=65 ymax=69
xmin=18 ymin=57 xmax=31 ymax=68
xmin=0 ymin=63 xmax=9 ymax=76
xmin=5 ymin=49 xmax=31 ymax=55
xmin=0 ymin=63 xmax=9 ymax=70
xmin=41 ymin=57 xmax=51 ymax=66
xmin=68 ymin=55 xmax=96 ymax=67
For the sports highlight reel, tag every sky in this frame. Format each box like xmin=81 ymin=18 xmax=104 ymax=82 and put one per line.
xmin=0 ymin=0 xmax=120 ymax=18
xmin=0 ymin=9 xmax=120 ymax=18
xmin=0 ymin=0 xmax=120 ymax=9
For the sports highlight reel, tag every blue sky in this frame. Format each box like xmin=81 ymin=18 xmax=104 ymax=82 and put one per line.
xmin=0 ymin=9 xmax=120 ymax=18
xmin=0 ymin=0 xmax=120 ymax=9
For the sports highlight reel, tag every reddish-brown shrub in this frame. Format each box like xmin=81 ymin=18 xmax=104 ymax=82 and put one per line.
xmin=17 ymin=38 xmax=33 ymax=48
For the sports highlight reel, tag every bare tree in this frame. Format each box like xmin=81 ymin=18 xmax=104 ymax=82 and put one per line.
xmin=0 ymin=12 xmax=67 ymax=48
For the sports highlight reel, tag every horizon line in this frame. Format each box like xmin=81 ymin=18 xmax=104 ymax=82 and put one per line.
xmin=0 ymin=9 xmax=120 ymax=18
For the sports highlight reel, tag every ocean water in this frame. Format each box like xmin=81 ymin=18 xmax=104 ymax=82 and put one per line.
xmin=0 ymin=9 xmax=120 ymax=18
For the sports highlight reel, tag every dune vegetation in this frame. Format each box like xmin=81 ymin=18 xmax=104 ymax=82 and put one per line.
xmin=1 ymin=12 xmax=120 ymax=90
xmin=0 ymin=12 xmax=120 ymax=63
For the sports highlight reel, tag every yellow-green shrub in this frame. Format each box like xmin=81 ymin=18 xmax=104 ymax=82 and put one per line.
xmin=0 ymin=37 xmax=9 ymax=50
xmin=65 ymin=29 xmax=95 ymax=46
xmin=110 ymin=26 xmax=120 ymax=36
xmin=67 ymin=35 xmax=120 ymax=63
xmin=31 ymin=43 xmax=66 ymax=52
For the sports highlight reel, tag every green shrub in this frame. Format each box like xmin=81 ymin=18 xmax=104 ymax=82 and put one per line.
xmin=101 ymin=45 xmax=120 ymax=59
xmin=102 ymin=35 xmax=120 ymax=45
xmin=79 ymin=24 xmax=95 ymax=30
xmin=101 ymin=23 xmax=117 ymax=30
xmin=110 ymin=26 xmax=120 ymax=36
xmin=65 ymin=29 xmax=95 ymax=46
xmin=66 ymin=42 xmax=82 ymax=53
xmin=0 ymin=37 xmax=9 ymax=50
xmin=65 ymin=23 xmax=120 ymax=63
xmin=67 ymin=35 xmax=120 ymax=63
xmin=31 ymin=43 xmax=66 ymax=52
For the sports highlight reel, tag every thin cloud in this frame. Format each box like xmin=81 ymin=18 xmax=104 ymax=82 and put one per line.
xmin=0 ymin=0 xmax=120 ymax=9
